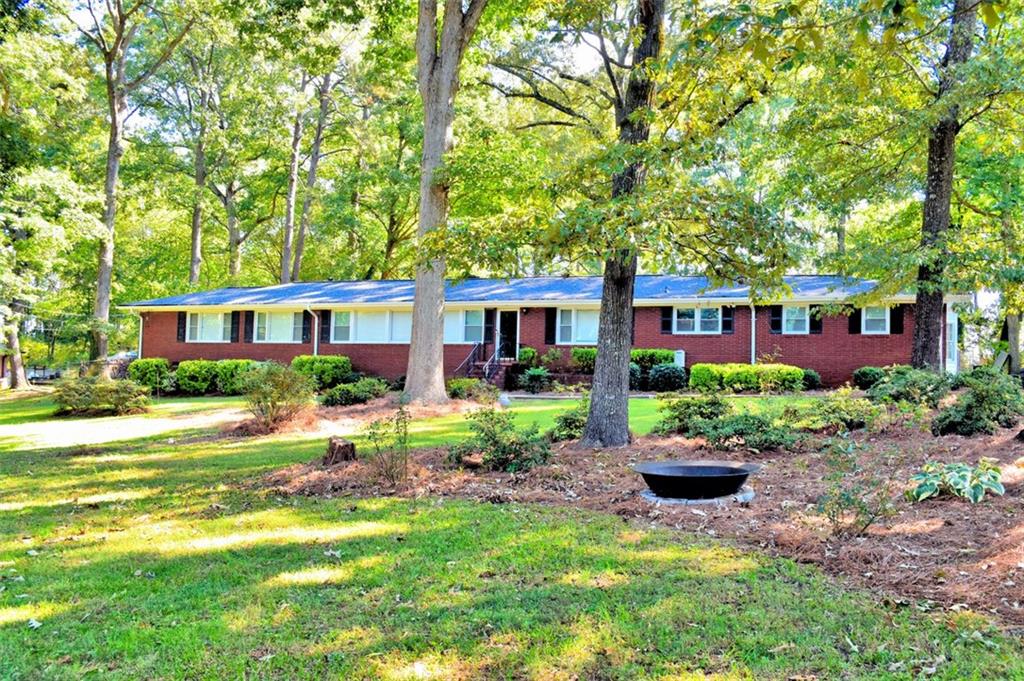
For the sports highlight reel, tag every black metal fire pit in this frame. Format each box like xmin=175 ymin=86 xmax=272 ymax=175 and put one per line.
xmin=632 ymin=460 xmax=761 ymax=500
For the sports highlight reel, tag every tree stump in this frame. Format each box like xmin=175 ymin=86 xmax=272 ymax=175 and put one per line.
xmin=323 ymin=437 xmax=356 ymax=466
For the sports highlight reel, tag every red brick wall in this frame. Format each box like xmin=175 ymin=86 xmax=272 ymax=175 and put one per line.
xmin=140 ymin=311 xmax=476 ymax=380
xmin=143 ymin=304 xmax=918 ymax=386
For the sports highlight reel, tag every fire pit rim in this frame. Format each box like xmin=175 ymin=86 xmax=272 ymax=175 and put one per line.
xmin=630 ymin=459 xmax=762 ymax=476
xmin=631 ymin=459 xmax=762 ymax=500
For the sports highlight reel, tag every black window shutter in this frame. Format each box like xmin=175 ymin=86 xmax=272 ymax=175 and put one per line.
xmin=319 ymin=310 xmax=331 ymax=343
xmin=660 ymin=306 xmax=673 ymax=334
xmin=721 ymin=306 xmax=735 ymax=335
xmin=848 ymin=308 xmax=862 ymax=335
xmin=769 ymin=305 xmax=782 ymax=334
xmin=177 ymin=312 xmax=187 ymax=342
xmin=544 ymin=308 xmax=557 ymax=345
xmin=484 ymin=309 xmax=495 ymax=343
xmin=891 ymin=305 xmax=905 ymax=335
xmin=243 ymin=311 xmax=254 ymax=343
xmin=301 ymin=311 xmax=312 ymax=343
xmin=230 ymin=311 xmax=240 ymax=342
xmin=809 ymin=305 xmax=823 ymax=335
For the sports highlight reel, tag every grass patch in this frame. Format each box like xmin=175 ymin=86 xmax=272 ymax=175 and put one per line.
xmin=0 ymin=391 xmax=1021 ymax=678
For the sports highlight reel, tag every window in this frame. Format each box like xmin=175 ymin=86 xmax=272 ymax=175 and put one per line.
xmin=187 ymin=312 xmax=230 ymax=343
xmin=463 ymin=310 xmax=484 ymax=343
xmin=783 ymin=305 xmax=808 ymax=334
xmin=862 ymin=306 xmax=890 ymax=335
xmin=353 ymin=311 xmax=387 ymax=342
xmin=674 ymin=306 xmax=721 ymax=334
xmin=255 ymin=311 xmax=302 ymax=343
xmin=390 ymin=311 xmax=412 ymax=342
xmin=331 ymin=311 xmax=350 ymax=342
xmin=557 ymin=309 xmax=598 ymax=344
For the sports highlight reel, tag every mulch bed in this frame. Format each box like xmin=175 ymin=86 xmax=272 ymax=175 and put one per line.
xmin=263 ymin=423 xmax=1024 ymax=628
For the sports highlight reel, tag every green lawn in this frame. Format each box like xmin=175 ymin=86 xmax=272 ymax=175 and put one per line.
xmin=0 ymin=392 xmax=1020 ymax=679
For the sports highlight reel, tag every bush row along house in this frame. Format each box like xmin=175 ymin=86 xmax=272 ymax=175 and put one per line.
xmin=121 ymin=275 xmax=966 ymax=386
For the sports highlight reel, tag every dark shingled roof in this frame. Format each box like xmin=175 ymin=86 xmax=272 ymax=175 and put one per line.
xmin=123 ymin=275 xmax=890 ymax=309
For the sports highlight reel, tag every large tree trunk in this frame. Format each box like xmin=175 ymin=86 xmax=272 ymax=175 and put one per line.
xmin=225 ymin=189 xmax=242 ymax=278
xmin=291 ymin=73 xmax=332 ymax=282
xmin=911 ymin=0 xmax=976 ymax=370
xmin=1008 ymin=313 xmax=1022 ymax=374
xmin=91 ymin=78 xmax=126 ymax=365
xmin=581 ymin=0 xmax=665 ymax=448
xmin=404 ymin=0 xmax=488 ymax=404
xmin=5 ymin=322 xmax=28 ymax=390
xmin=189 ymin=134 xmax=206 ymax=285
xmin=280 ymin=79 xmax=307 ymax=284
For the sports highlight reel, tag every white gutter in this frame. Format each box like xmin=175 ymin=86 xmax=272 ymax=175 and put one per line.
xmin=749 ymin=304 xmax=756 ymax=365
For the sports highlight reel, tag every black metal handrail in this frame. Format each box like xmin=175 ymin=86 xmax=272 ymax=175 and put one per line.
xmin=481 ymin=349 xmax=500 ymax=381
xmin=453 ymin=342 xmax=482 ymax=377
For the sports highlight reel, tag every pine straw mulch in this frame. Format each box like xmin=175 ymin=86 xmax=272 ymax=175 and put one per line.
xmin=263 ymin=424 xmax=1024 ymax=629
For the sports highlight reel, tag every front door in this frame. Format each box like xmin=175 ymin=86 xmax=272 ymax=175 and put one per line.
xmin=498 ymin=310 xmax=518 ymax=360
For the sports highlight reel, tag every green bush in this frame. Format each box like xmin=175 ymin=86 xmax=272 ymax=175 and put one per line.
xmin=539 ymin=347 xmax=563 ymax=368
xmin=687 ymin=363 xmax=804 ymax=393
xmin=291 ymin=355 xmax=353 ymax=390
xmin=517 ymin=346 xmax=538 ymax=366
xmin=818 ymin=433 xmax=896 ymax=536
xmin=867 ymin=367 xmax=948 ymax=408
xmin=321 ymin=377 xmax=390 ymax=407
xmin=548 ymin=395 xmax=589 ymax=442
xmin=931 ymin=367 xmax=1024 ymax=436
xmin=852 ymin=366 xmax=887 ymax=390
xmin=802 ymin=368 xmax=822 ymax=391
xmin=127 ymin=358 xmax=170 ymax=394
xmin=446 ymin=377 xmax=498 ymax=403
xmin=630 ymin=349 xmax=675 ymax=373
xmin=238 ymin=362 xmax=315 ymax=430
xmin=175 ymin=360 xmax=218 ymax=395
xmin=53 ymin=376 xmax=150 ymax=416
xmin=215 ymin=359 xmax=258 ymax=395
xmin=654 ymin=394 xmax=731 ymax=435
xmin=693 ymin=413 xmax=797 ymax=451
xmin=448 ymin=408 xmax=551 ymax=472
xmin=648 ymin=363 xmax=687 ymax=392
xmin=519 ymin=367 xmax=552 ymax=394
xmin=628 ymin=362 xmax=642 ymax=390
xmin=570 ymin=347 xmax=597 ymax=374
xmin=811 ymin=386 xmax=881 ymax=432
xmin=907 ymin=459 xmax=1005 ymax=503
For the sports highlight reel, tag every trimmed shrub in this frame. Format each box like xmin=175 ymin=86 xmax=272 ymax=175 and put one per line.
xmin=448 ymin=408 xmax=551 ymax=472
xmin=548 ymin=396 xmax=589 ymax=442
xmin=447 ymin=377 xmax=498 ymax=403
xmin=517 ymin=346 xmax=538 ymax=366
xmin=852 ymin=366 xmax=886 ymax=390
xmin=867 ymin=367 xmax=948 ymax=408
xmin=238 ymin=362 xmax=314 ymax=430
xmin=811 ymin=386 xmax=881 ymax=432
xmin=687 ymin=363 xmax=804 ymax=393
xmin=321 ymin=377 xmax=390 ymax=407
xmin=127 ymin=358 xmax=170 ymax=394
xmin=648 ymin=363 xmax=687 ymax=392
xmin=931 ymin=367 xmax=1024 ymax=436
xmin=291 ymin=355 xmax=353 ymax=390
xmin=693 ymin=414 xmax=797 ymax=451
xmin=628 ymin=362 xmax=642 ymax=390
xmin=570 ymin=347 xmax=597 ymax=374
xmin=175 ymin=360 xmax=218 ymax=395
xmin=519 ymin=367 xmax=552 ymax=394
xmin=802 ymin=368 xmax=822 ymax=391
xmin=215 ymin=359 xmax=258 ymax=395
xmin=654 ymin=394 xmax=731 ymax=435
xmin=53 ymin=376 xmax=150 ymax=416
xmin=630 ymin=349 xmax=675 ymax=373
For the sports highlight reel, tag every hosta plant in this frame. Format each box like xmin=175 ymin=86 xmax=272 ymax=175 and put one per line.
xmin=906 ymin=459 xmax=1005 ymax=503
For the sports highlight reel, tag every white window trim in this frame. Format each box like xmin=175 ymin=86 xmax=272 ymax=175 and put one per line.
xmin=254 ymin=311 xmax=304 ymax=344
xmin=185 ymin=312 xmax=231 ymax=344
xmin=556 ymin=308 xmax=599 ymax=345
xmin=782 ymin=305 xmax=810 ymax=335
xmin=461 ymin=309 xmax=485 ymax=344
xmin=673 ymin=306 xmax=722 ymax=335
xmin=861 ymin=306 xmax=891 ymax=335
xmin=326 ymin=310 xmax=415 ymax=345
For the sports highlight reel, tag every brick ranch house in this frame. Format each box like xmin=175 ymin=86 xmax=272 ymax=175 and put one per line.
xmin=122 ymin=275 xmax=965 ymax=387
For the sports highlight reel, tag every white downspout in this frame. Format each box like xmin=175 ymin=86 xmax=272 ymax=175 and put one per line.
xmin=749 ymin=304 xmax=756 ymax=365
xmin=137 ymin=313 xmax=144 ymax=360
xmin=309 ymin=307 xmax=319 ymax=356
